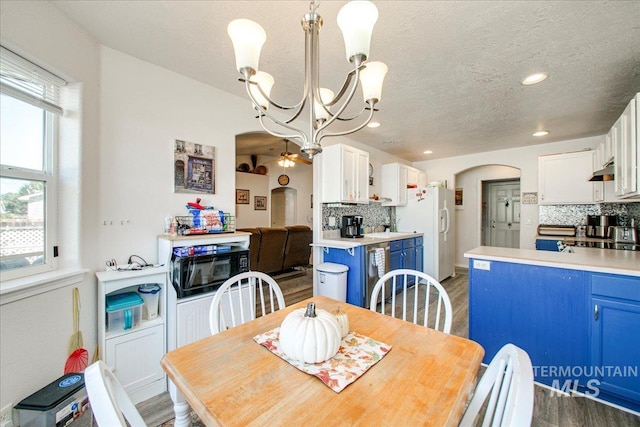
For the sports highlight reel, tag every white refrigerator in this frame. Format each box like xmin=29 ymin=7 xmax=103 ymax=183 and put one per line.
xmin=396 ymin=186 xmax=455 ymax=282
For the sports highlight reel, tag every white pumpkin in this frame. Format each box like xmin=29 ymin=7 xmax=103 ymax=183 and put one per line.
xmin=333 ymin=306 xmax=349 ymax=338
xmin=279 ymin=302 xmax=342 ymax=364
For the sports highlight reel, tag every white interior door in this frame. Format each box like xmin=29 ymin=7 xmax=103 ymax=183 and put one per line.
xmin=488 ymin=182 xmax=520 ymax=248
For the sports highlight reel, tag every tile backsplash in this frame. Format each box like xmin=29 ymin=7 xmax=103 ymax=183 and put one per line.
xmin=539 ymin=203 xmax=640 ymax=227
xmin=322 ymin=204 xmax=392 ymax=232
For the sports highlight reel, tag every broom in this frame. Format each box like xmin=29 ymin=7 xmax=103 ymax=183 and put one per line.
xmin=64 ymin=287 xmax=89 ymax=373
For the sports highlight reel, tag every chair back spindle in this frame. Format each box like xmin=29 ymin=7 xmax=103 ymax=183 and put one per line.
xmin=370 ymin=269 xmax=452 ymax=334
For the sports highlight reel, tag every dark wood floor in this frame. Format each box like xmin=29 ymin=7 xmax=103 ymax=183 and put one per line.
xmin=138 ymin=268 xmax=640 ymax=426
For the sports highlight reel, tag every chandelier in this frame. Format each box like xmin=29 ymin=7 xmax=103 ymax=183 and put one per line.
xmin=228 ymin=0 xmax=387 ymax=158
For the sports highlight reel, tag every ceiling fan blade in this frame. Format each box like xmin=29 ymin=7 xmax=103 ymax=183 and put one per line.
xmin=292 ymin=157 xmax=312 ymax=165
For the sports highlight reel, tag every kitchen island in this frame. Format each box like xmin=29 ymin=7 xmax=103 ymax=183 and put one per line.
xmin=465 ymin=246 xmax=640 ymax=413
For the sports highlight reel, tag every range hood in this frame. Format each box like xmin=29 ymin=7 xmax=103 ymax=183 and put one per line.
xmin=588 ymin=164 xmax=614 ymax=181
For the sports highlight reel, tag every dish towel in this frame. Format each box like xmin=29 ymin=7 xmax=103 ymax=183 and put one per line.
xmin=368 ymin=253 xmax=377 ymax=278
xmin=374 ymin=248 xmax=385 ymax=278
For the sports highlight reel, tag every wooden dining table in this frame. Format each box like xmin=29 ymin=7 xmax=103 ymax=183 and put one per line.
xmin=161 ymin=296 xmax=484 ymax=426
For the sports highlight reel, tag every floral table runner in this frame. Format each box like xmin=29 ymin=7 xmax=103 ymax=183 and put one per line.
xmin=253 ymin=327 xmax=392 ymax=393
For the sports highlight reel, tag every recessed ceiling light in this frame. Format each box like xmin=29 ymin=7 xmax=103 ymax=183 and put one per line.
xmin=522 ymin=73 xmax=548 ymax=86
xmin=533 ymin=130 xmax=549 ymax=137
xmin=367 ymin=121 xmax=381 ymax=128
xmin=423 ymin=150 xmax=433 ymax=154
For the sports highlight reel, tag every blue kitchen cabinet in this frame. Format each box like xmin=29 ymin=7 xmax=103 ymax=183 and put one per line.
xmin=390 ymin=237 xmax=421 ymax=286
xmin=389 ymin=240 xmax=403 ymax=271
xmin=468 ymin=258 xmax=590 ymax=387
xmin=323 ymin=246 xmax=366 ymax=307
xmin=414 ymin=236 xmax=424 ymax=272
xmin=403 ymin=238 xmax=417 ymax=272
xmin=591 ymin=274 xmax=640 ymax=411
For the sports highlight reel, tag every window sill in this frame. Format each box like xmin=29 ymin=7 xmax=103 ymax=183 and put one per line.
xmin=0 ymin=268 xmax=89 ymax=305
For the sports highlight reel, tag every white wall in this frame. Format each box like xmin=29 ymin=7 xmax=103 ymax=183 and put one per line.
xmin=268 ymin=164 xmax=314 ymax=228
xmin=236 ymin=153 xmax=314 ymax=228
xmin=235 ymin=172 xmax=270 ymax=227
xmin=413 ymin=135 xmax=604 ymax=253
xmin=0 ymin=0 xmax=101 ymax=408
xmin=98 ymin=46 xmax=257 ymax=264
xmin=0 ymin=4 xmax=262 ymax=408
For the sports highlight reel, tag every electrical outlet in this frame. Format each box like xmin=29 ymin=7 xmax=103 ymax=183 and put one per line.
xmin=0 ymin=403 xmax=13 ymax=427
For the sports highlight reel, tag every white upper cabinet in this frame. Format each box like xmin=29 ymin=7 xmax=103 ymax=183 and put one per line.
xmin=380 ymin=163 xmax=427 ymax=206
xmin=538 ymin=151 xmax=603 ymax=204
xmin=321 ymin=143 xmax=370 ymax=204
xmin=614 ymin=94 xmax=638 ymax=198
xmin=407 ymin=166 xmax=427 ymax=188
xmin=381 ymin=163 xmax=408 ymax=206
xmin=604 ymin=127 xmax=615 ymax=168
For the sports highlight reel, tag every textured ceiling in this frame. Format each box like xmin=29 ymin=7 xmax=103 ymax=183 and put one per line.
xmin=51 ymin=0 xmax=640 ymax=161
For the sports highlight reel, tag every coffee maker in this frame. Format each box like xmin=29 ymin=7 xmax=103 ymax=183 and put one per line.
xmin=341 ymin=215 xmax=363 ymax=238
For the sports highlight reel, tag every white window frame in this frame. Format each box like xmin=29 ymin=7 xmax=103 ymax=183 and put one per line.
xmin=1 ymin=46 xmax=63 ymax=282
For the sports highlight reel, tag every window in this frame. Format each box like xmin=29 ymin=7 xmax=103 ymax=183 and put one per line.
xmin=0 ymin=46 xmax=66 ymax=280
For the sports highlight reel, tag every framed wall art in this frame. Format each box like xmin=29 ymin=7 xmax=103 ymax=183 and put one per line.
xmin=173 ymin=139 xmax=216 ymax=194
xmin=254 ymin=196 xmax=267 ymax=210
xmin=455 ymin=188 xmax=463 ymax=208
xmin=236 ymin=189 xmax=250 ymax=204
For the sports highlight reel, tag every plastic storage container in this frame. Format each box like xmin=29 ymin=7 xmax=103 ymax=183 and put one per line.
xmin=106 ymin=292 xmax=143 ymax=332
xmin=316 ymin=262 xmax=349 ymax=302
xmin=138 ymin=283 xmax=161 ymax=320
xmin=15 ymin=373 xmax=88 ymax=427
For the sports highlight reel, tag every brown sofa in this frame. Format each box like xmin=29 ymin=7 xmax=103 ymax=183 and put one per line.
xmin=240 ymin=227 xmax=261 ymax=268
xmin=282 ymin=226 xmax=313 ymax=271
xmin=238 ymin=226 xmax=312 ymax=274
xmin=256 ymin=227 xmax=288 ymax=274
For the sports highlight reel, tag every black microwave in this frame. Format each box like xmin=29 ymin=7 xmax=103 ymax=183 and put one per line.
xmin=171 ymin=247 xmax=249 ymax=298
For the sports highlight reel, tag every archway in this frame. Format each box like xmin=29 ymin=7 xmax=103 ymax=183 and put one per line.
xmin=453 ymin=164 xmax=521 ymax=268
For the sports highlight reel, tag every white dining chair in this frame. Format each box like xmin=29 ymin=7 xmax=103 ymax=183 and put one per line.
xmin=459 ymin=343 xmax=534 ymax=427
xmin=369 ymin=269 xmax=452 ymax=333
xmin=84 ymin=360 xmax=147 ymax=427
xmin=209 ymin=271 xmax=286 ymax=334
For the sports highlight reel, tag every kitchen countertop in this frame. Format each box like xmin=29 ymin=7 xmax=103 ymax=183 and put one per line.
xmin=313 ymin=232 xmax=424 ymax=249
xmin=465 ymin=246 xmax=640 ymax=277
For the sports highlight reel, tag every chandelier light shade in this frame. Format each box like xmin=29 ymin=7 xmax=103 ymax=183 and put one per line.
xmin=336 ymin=0 xmax=379 ymax=63
xmin=227 ymin=18 xmax=267 ymax=73
xmin=249 ymin=71 xmax=274 ymax=109
xmin=359 ymin=61 xmax=388 ymax=103
xmin=314 ymin=88 xmax=335 ymax=121
xmin=228 ymin=0 xmax=387 ymax=157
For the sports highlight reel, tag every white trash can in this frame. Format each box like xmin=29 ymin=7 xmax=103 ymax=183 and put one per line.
xmin=316 ymin=263 xmax=349 ymax=302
